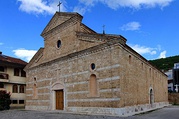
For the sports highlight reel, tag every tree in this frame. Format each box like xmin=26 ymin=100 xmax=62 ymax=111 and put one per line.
xmin=0 ymin=90 xmax=11 ymax=110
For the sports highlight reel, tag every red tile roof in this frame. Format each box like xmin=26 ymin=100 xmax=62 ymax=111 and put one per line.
xmin=0 ymin=54 xmax=27 ymax=66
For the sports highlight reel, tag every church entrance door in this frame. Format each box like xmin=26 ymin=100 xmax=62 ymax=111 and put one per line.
xmin=56 ymin=90 xmax=64 ymax=110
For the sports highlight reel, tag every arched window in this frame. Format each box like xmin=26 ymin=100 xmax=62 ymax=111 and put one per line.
xmin=19 ymin=85 xmax=25 ymax=93
xmin=13 ymin=84 xmax=18 ymax=93
xmin=57 ymin=40 xmax=61 ymax=48
xmin=149 ymin=68 xmax=152 ymax=77
xmin=149 ymin=89 xmax=154 ymax=105
xmin=89 ymin=74 xmax=98 ymax=97
xmin=129 ymin=55 xmax=132 ymax=64
xmin=33 ymin=84 xmax=38 ymax=99
xmin=141 ymin=63 xmax=144 ymax=69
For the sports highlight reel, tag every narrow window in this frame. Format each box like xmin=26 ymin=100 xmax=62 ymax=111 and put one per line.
xmin=33 ymin=84 xmax=38 ymax=99
xmin=19 ymin=85 xmax=25 ymax=93
xmin=89 ymin=74 xmax=97 ymax=97
xmin=150 ymin=89 xmax=154 ymax=105
xmin=12 ymin=84 xmax=18 ymax=93
xmin=34 ymin=77 xmax=37 ymax=82
xmin=57 ymin=40 xmax=61 ymax=48
xmin=129 ymin=55 xmax=132 ymax=64
xmin=149 ymin=68 xmax=152 ymax=77
xmin=141 ymin=63 xmax=144 ymax=69
xmin=14 ymin=68 xmax=19 ymax=76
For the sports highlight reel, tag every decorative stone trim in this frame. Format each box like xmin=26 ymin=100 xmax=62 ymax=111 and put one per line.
xmin=42 ymin=15 xmax=82 ymax=38
xmin=66 ymin=102 xmax=169 ymax=117
xmin=27 ymin=43 xmax=119 ymax=71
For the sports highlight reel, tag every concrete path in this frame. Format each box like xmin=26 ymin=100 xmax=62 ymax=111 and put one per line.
xmin=0 ymin=106 xmax=179 ymax=119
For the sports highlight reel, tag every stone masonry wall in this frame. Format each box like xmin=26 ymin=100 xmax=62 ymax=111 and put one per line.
xmin=26 ymin=43 xmax=168 ymax=111
xmin=26 ymin=44 xmax=121 ymax=110
xmin=119 ymin=46 xmax=168 ymax=107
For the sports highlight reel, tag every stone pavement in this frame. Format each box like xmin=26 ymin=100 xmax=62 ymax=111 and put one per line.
xmin=0 ymin=106 xmax=179 ymax=119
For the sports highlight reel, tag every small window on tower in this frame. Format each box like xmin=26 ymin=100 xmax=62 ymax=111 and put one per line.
xmin=57 ymin=40 xmax=61 ymax=48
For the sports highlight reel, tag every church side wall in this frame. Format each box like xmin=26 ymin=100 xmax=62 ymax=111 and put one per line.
xmin=119 ymin=45 xmax=168 ymax=108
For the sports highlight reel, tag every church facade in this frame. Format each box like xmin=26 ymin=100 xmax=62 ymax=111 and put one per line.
xmin=25 ymin=12 xmax=168 ymax=116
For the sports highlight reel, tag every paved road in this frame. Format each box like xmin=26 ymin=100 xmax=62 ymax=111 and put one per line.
xmin=129 ymin=106 xmax=179 ymax=119
xmin=0 ymin=106 xmax=179 ymax=119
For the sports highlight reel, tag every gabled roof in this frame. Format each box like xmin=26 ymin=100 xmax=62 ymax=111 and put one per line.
xmin=41 ymin=12 xmax=83 ymax=37
xmin=0 ymin=53 xmax=27 ymax=67
xmin=24 ymin=48 xmax=44 ymax=70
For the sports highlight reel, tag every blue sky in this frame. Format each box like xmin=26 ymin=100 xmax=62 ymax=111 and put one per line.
xmin=0 ymin=0 xmax=178 ymax=62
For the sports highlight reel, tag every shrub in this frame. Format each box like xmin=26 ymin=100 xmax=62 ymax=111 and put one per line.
xmin=0 ymin=90 xmax=11 ymax=110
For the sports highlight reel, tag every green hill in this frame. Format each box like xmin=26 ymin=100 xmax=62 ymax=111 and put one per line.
xmin=149 ymin=55 xmax=179 ymax=71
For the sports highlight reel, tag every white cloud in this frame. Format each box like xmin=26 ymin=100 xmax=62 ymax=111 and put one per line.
xmin=17 ymin=0 xmax=67 ymax=15
xmin=100 ymin=0 xmax=173 ymax=10
xmin=0 ymin=42 xmax=3 ymax=45
xmin=129 ymin=44 xmax=157 ymax=55
xmin=121 ymin=22 xmax=141 ymax=31
xmin=78 ymin=0 xmax=96 ymax=6
xmin=78 ymin=0 xmax=173 ymax=10
xmin=73 ymin=6 xmax=87 ymax=15
xmin=13 ymin=48 xmax=37 ymax=62
xmin=159 ymin=51 xmax=167 ymax=58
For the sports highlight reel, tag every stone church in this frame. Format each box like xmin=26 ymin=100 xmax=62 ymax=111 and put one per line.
xmin=25 ymin=12 xmax=168 ymax=116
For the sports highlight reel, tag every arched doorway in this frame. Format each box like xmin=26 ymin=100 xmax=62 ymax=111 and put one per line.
xmin=149 ymin=88 xmax=154 ymax=105
xmin=51 ymin=82 xmax=64 ymax=110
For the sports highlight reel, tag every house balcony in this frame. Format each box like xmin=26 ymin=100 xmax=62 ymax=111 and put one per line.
xmin=0 ymin=73 xmax=9 ymax=82
xmin=0 ymin=88 xmax=6 ymax=91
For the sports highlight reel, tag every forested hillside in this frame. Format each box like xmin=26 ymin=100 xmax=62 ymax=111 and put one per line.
xmin=149 ymin=55 xmax=179 ymax=71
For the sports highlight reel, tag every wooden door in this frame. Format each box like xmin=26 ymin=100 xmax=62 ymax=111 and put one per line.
xmin=56 ymin=90 xmax=64 ymax=110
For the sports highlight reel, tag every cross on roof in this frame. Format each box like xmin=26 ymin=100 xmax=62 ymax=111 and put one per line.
xmin=57 ymin=1 xmax=62 ymax=12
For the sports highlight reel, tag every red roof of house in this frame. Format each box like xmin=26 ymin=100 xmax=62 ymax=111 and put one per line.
xmin=0 ymin=54 xmax=27 ymax=66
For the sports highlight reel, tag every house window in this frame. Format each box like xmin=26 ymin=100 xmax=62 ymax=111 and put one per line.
xmin=12 ymin=100 xmax=18 ymax=104
xmin=89 ymin=74 xmax=98 ymax=97
xmin=19 ymin=85 xmax=25 ymax=93
xmin=19 ymin=100 xmax=24 ymax=104
xmin=12 ymin=84 xmax=18 ymax=93
xmin=0 ymin=66 xmax=4 ymax=72
xmin=91 ymin=63 xmax=95 ymax=70
xmin=0 ymin=83 xmax=4 ymax=88
xmin=14 ymin=68 xmax=19 ymax=76
xmin=57 ymin=40 xmax=61 ymax=48
xmin=21 ymin=70 xmax=26 ymax=77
